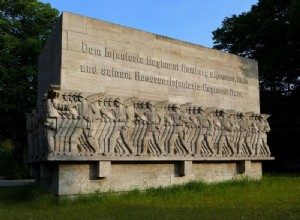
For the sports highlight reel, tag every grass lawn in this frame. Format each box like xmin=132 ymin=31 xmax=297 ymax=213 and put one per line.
xmin=0 ymin=174 xmax=299 ymax=220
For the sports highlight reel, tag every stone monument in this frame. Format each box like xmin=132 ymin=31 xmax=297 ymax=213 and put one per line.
xmin=27 ymin=12 xmax=274 ymax=196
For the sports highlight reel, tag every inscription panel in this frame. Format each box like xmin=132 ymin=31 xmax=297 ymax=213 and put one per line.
xmin=60 ymin=12 xmax=260 ymax=113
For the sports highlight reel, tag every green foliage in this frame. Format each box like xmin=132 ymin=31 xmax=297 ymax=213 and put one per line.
xmin=0 ymin=140 xmax=15 ymax=177
xmin=213 ymin=0 xmax=300 ymax=94
xmin=0 ymin=0 xmax=59 ymax=138
xmin=213 ymin=0 xmax=299 ymax=94
xmin=0 ymin=139 xmax=28 ymax=179
xmin=212 ymin=0 xmax=300 ymax=166
xmin=0 ymin=0 xmax=59 ymax=177
xmin=0 ymin=175 xmax=300 ymax=219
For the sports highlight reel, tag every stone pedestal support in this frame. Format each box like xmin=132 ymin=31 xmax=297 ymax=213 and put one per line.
xmin=33 ymin=160 xmax=263 ymax=196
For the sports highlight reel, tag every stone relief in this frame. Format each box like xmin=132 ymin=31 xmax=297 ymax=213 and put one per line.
xmin=27 ymin=86 xmax=272 ymax=159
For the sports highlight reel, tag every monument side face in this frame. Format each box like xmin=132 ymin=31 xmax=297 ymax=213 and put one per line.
xmin=37 ymin=16 xmax=63 ymax=105
xmin=57 ymin=12 xmax=259 ymax=113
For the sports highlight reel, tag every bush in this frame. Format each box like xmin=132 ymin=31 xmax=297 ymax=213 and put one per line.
xmin=0 ymin=139 xmax=29 ymax=179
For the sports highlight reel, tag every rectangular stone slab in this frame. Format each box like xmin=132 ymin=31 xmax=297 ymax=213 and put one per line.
xmin=31 ymin=12 xmax=275 ymax=196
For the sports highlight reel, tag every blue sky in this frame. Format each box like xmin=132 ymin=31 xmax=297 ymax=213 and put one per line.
xmin=40 ymin=0 xmax=258 ymax=48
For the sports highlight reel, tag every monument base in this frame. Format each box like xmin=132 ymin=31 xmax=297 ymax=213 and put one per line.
xmin=30 ymin=159 xmax=269 ymax=196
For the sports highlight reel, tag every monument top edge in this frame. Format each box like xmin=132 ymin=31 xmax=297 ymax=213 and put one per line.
xmin=60 ymin=11 xmax=256 ymax=63
xmin=37 ymin=10 xmax=261 ymax=113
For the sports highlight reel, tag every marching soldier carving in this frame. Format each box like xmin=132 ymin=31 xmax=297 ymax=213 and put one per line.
xmin=29 ymin=87 xmax=272 ymax=159
xmin=194 ymin=107 xmax=216 ymax=156
xmin=132 ymin=101 xmax=147 ymax=155
xmin=142 ymin=101 xmax=165 ymax=156
xmin=43 ymin=86 xmax=60 ymax=154
xmin=217 ymin=109 xmax=236 ymax=156
xmin=255 ymin=114 xmax=271 ymax=156
xmin=107 ymin=98 xmax=133 ymax=156
xmin=168 ymin=104 xmax=191 ymax=156
xmin=99 ymin=98 xmax=114 ymax=155
xmin=184 ymin=106 xmax=197 ymax=149
xmin=69 ymin=93 xmax=99 ymax=154
xmin=236 ymin=112 xmax=252 ymax=156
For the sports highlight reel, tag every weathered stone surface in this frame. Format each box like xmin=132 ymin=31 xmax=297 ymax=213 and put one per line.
xmin=27 ymin=90 xmax=272 ymax=160
xmin=38 ymin=12 xmax=259 ymax=113
xmin=34 ymin=161 xmax=263 ymax=196
xmin=28 ymin=12 xmax=274 ymax=196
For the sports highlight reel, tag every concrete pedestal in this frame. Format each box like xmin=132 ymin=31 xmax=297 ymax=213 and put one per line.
xmin=32 ymin=159 xmax=264 ymax=196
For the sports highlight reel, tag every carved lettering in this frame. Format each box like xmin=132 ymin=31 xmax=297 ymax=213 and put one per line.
xmin=79 ymin=41 xmax=252 ymax=100
xmin=230 ymin=89 xmax=243 ymax=97
xmin=236 ymin=76 xmax=248 ymax=84
xmin=104 ymin=47 xmax=143 ymax=64
xmin=80 ymin=42 xmax=249 ymax=86
xmin=210 ymin=71 xmax=236 ymax=83
xmin=82 ymin=42 xmax=102 ymax=56
xmin=101 ymin=68 xmax=131 ymax=80
xmin=146 ymin=56 xmax=179 ymax=71
xmin=181 ymin=64 xmax=209 ymax=78
xmin=81 ymin=64 xmax=97 ymax=74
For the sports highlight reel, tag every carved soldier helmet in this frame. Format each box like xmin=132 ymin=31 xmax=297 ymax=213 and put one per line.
xmin=47 ymin=85 xmax=60 ymax=99
xmin=72 ymin=92 xmax=79 ymax=101
xmin=77 ymin=92 xmax=88 ymax=100
xmin=197 ymin=106 xmax=204 ymax=112
xmin=219 ymin=109 xmax=226 ymax=114
xmin=172 ymin=104 xmax=179 ymax=110
xmin=67 ymin=91 xmax=73 ymax=98
xmin=135 ymin=101 xmax=141 ymax=108
xmin=140 ymin=101 xmax=146 ymax=108
xmin=114 ymin=98 xmax=123 ymax=104
xmin=167 ymin=104 xmax=173 ymax=110
xmin=146 ymin=101 xmax=154 ymax=107
xmin=257 ymin=114 xmax=265 ymax=120
xmin=192 ymin=106 xmax=197 ymax=113
xmin=239 ymin=112 xmax=245 ymax=117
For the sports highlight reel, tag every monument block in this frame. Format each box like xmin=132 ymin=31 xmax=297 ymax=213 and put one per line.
xmin=27 ymin=12 xmax=274 ymax=196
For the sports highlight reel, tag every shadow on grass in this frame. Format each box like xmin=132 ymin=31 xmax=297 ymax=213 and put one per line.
xmin=0 ymin=185 xmax=58 ymax=206
xmin=263 ymin=171 xmax=300 ymax=177
xmin=0 ymin=173 xmax=299 ymax=220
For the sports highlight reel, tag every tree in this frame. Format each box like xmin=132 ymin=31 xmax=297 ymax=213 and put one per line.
xmin=0 ymin=0 xmax=59 ymax=178
xmin=212 ymin=0 xmax=300 ymax=170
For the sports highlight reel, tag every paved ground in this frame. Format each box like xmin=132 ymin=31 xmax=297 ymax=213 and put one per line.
xmin=0 ymin=179 xmax=35 ymax=187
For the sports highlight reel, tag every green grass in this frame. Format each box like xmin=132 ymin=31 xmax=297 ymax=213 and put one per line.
xmin=0 ymin=174 xmax=300 ymax=220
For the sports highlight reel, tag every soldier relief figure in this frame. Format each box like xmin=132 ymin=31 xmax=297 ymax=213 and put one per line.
xmin=27 ymin=87 xmax=272 ymax=159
